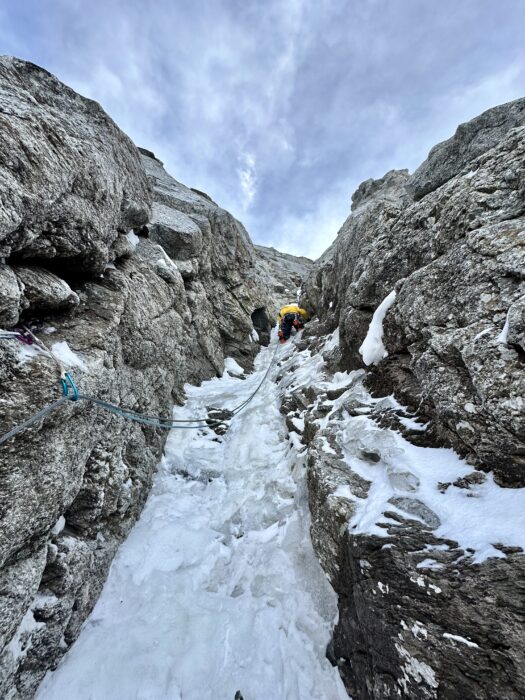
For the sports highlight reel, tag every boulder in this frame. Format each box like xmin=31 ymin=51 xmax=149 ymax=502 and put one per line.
xmin=14 ymin=266 xmax=79 ymax=313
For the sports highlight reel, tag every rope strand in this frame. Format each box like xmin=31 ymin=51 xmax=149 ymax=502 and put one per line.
xmin=0 ymin=334 xmax=281 ymax=446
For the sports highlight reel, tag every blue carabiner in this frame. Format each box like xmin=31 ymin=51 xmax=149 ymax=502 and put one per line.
xmin=61 ymin=372 xmax=79 ymax=401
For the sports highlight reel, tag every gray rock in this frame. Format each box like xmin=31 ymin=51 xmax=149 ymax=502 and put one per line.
xmin=0 ymin=264 xmax=21 ymax=326
xmin=149 ymin=203 xmax=203 ymax=260
xmin=406 ymin=97 xmax=525 ymax=200
xmin=255 ymin=244 xmax=313 ymax=311
xmin=13 ymin=266 xmax=79 ymax=313
xmin=0 ymin=56 xmax=151 ymax=275
xmin=388 ymin=497 xmax=441 ymax=529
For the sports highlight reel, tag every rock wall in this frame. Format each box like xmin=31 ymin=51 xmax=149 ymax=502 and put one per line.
xmin=301 ymin=99 xmax=525 ymax=698
xmin=0 ymin=57 xmax=274 ymax=698
xmin=255 ymin=244 xmax=313 ymax=311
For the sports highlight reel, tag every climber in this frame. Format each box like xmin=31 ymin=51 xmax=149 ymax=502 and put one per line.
xmin=277 ymin=303 xmax=309 ymax=344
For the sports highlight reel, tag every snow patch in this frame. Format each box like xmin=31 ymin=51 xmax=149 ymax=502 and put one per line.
xmin=338 ymin=403 xmax=525 ymax=564
xmin=473 ymin=327 xmax=491 ymax=341
xmin=291 ymin=416 xmax=305 ymax=432
xmin=496 ymin=308 xmax=511 ymax=344
xmin=51 ymin=341 xmax=88 ymax=371
xmin=359 ymin=290 xmax=396 ymax=365
xmin=334 ymin=485 xmax=355 ymax=501
xmin=443 ymin=633 xmax=479 ymax=648
xmin=396 ymin=643 xmax=438 ymax=692
xmin=223 ymin=357 xmax=245 ymax=376
xmin=398 ymin=415 xmax=428 ymax=432
xmin=51 ymin=516 xmax=66 ymax=536
xmin=416 ymin=558 xmax=444 ymax=570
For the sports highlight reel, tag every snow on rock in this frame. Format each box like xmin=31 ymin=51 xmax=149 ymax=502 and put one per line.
xmin=274 ymin=330 xmax=525 ymax=698
xmin=37 ymin=337 xmax=347 ymax=700
xmin=359 ymin=290 xmax=396 ymax=365
xmin=50 ymin=516 xmax=66 ymax=536
xmin=223 ymin=357 xmax=245 ymax=376
xmin=443 ymin=633 xmax=479 ymax=648
xmin=496 ymin=307 xmax=511 ymax=343
xmin=50 ymin=341 xmax=88 ymax=371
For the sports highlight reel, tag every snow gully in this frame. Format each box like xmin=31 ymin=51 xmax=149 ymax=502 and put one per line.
xmin=37 ymin=338 xmax=347 ymax=700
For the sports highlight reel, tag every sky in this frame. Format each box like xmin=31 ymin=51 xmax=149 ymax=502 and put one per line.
xmin=1 ymin=0 xmax=524 ymax=259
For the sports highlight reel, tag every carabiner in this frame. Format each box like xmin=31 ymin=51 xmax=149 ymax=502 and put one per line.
xmin=61 ymin=372 xmax=79 ymax=401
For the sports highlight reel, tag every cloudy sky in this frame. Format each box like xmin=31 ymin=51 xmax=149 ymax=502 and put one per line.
xmin=1 ymin=1 xmax=524 ymax=258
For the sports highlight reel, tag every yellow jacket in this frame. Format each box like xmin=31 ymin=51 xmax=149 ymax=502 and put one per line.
xmin=278 ymin=304 xmax=309 ymax=323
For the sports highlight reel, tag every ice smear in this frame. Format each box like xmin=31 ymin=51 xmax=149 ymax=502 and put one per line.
xmin=323 ymin=327 xmax=340 ymax=351
xmin=126 ymin=230 xmax=140 ymax=248
xmin=38 ymin=335 xmax=347 ymax=700
xmin=51 ymin=341 xmax=88 ymax=371
xmin=359 ymin=290 xmax=396 ymax=365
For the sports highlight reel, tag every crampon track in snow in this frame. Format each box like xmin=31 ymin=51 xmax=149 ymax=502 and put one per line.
xmin=37 ymin=334 xmax=348 ymax=700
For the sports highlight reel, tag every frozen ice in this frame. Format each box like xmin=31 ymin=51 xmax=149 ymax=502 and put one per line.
xmin=37 ymin=337 xmax=347 ymax=700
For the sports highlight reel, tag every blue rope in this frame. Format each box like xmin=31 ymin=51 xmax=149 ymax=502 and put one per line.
xmin=0 ymin=341 xmax=280 ymax=446
xmin=0 ymin=397 xmax=70 ymax=446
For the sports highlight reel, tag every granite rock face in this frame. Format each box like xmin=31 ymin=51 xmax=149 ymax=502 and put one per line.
xmin=301 ymin=99 xmax=525 ymax=697
xmin=0 ymin=59 xmax=274 ymax=698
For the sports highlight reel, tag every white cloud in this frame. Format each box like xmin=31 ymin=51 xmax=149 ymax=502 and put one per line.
xmin=2 ymin=0 xmax=525 ymax=263
xmin=238 ymin=152 xmax=257 ymax=209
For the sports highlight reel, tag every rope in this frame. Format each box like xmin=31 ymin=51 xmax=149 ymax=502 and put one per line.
xmin=0 ymin=397 xmax=70 ymax=446
xmin=231 ymin=342 xmax=280 ymax=416
xmin=77 ymin=395 xmax=213 ymax=430
xmin=22 ymin=325 xmax=67 ymax=379
xmin=0 ymin=334 xmax=281 ymax=446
